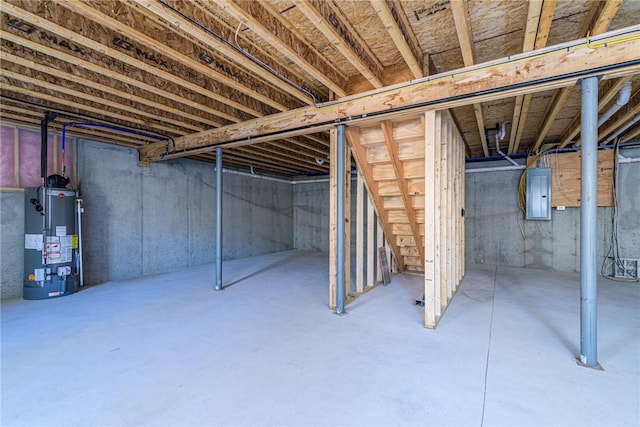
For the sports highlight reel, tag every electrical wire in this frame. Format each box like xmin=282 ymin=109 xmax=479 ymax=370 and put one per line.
xmin=600 ymin=138 xmax=639 ymax=282
xmin=517 ymin=143 xmax=559 ymax=212
xmin=157 ymin=0 xmax=319 ymax=106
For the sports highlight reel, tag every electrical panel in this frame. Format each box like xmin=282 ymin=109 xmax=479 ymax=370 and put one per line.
xmin=526 ymin=168 xmax=551 ymax=220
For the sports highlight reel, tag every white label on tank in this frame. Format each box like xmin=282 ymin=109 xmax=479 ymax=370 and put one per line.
xmin=25 ymin=234 xmax=43 ymax=250
xmin=34 ymin=268 xmax=45 ymax=281
xmin=59 ymin=236 xmax=72 ymax=263
xmin=56 ymin=226 xmax=67 ymax=237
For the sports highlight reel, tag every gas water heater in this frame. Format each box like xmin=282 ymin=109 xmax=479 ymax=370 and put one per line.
xmin=24 ymin=175 xmax=83 ymax=300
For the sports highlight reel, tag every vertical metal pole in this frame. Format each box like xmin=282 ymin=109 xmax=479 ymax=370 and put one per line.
xmin=578 ymin=76 xmax=601 ymax=369
xmin=215 ymin=147 xmax=223 ymax=291
xmin=336 ymin=125 xmax=346 ymax=315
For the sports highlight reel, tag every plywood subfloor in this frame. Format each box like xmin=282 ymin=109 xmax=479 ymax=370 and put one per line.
xmin=1 ymin=251 xmax=638 ymax=426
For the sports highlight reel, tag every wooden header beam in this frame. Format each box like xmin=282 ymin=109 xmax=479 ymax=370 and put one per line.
xmin=139 ymin=28 xmax=640 ymax=161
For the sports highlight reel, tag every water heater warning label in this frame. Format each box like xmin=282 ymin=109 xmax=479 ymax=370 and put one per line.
xmin=25 ymin=234 xmax=43 ymax=251
xmin=45 ymin=237 xmax=72 ymax=264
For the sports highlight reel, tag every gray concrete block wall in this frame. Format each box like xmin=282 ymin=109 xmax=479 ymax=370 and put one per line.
xmin=465 ymin=158 xmax=639 ymax=272
xmin=78 ymin=142 xmax=144 ymax=283
xmin=293 ymin=178 xmax=358 ymax=259
xmin=0 ymin=140 xmax=294 ymax=298
xmin=77 ymin=140 xmax=294 ymax=285
xmin=0 ymin=191 xmax=25 ymax=298
xmin=293 ymin=181 xmax=329 ymax=251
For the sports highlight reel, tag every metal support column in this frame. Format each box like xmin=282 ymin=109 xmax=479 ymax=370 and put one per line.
xmin=336 ymin=125 xmax=346 ymax=315
xmin=578 ymin=76 xmax=601 ymax=369
xmin=215 ymin=147 xmax=223 ymax=291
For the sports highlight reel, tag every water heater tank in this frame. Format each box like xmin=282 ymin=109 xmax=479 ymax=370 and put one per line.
xmin=24 ymin=185 xmax=79 ymax=300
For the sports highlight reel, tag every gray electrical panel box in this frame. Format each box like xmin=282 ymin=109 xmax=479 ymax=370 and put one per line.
xmin=526 ymin=168 xmax=551 ymax=220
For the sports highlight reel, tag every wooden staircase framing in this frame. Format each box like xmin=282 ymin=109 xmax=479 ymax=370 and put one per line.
xmin=329 ymin=110 xmax=466 ymax=328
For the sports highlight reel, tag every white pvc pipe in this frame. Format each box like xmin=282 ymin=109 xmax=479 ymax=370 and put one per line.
xmin=598 ymin=81 xmax=632 ymax=126
xmin=76 ymin=198 xmax=84 ymax=286
xmin=466 ymin=165 xmax=525 ymax=173
xmin=575 ymin=82 xmax=632 ymax=147
xmin=601 ymin=114 xmax=640 ymax=146
xmin=618 ymin=155 xmax=640 ymax=164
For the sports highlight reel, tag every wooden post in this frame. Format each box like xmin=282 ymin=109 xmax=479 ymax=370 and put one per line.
xmin=376 ymin=214 xmax=384 ymax=280
xmin=366 ymin=190 xmax=375 ymax=287
xmin=329 ymin=128 xmax=337 ymax=309
xmin=433 ymin=111 xmax=443 ymax=318
xmin=446 ymin=119 xmax=454 ymax=301
xmin=356 ymin=169 xmax=364 ymax=293
xmin=440 ymin=114 xmax=449 ymax=308
xmin=424 ymin=110 xmax=437 ymax=328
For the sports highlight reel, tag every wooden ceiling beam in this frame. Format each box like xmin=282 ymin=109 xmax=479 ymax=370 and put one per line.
xmin=450 ymin=0 xmax=489 ymax=157
xmin=371 ymin=0 xmax=423 ymax=79
xmin=0 ymin=82 xmax=183 ymax=137
xmin=294 ymin=0 xmax=384 ymax=89
xmin=58 ymin=0 xmax=296 ymax=112
xmin=1 ymin=55 xmax=209 ymax=132
xmin=381 ymin=120 xmax=424 ymax=264
xmin=0 ymin=107 xmax=163 ymax=146
xmin=266 ymin=141 xmax=330 ymax=165
xmin=531 ymin=86 xmax=572 ymax=152
xmin=224 ymin=148 xmax=311 ymax=174
xmin=509 ymin=0 xmax=557 ymax=154
xmin=233 ymin=146 xmax=326 ymax=172
xmin=138 ymin=28 xmax=640 ymax=161
xmin=621 ymin=125 xmax=640 ymax=143
xmin=123 ymin=0 xmax=311 ymax=107
xmin=558 ymin=76 xmax=633 ymax=148
xmin=215 ymin=0 xmax=347 ymax=97
xmin=0 ymin=31 xmax=239 ymax=125
xmin=248 ymin=143 xmax=329 ymax=170
xmin=531 ymin=0 xmax=622 ymax=152
xmin=284 ymin=138 xmax=329 ymax=158
xmin=0 ymin=2 xmax=261 ymax=119
xmin=1 ymin=70 xmax=190 ymax=135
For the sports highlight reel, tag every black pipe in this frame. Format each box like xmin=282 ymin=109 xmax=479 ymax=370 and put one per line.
xmin=40 ymin=112 xmax=58 ymax=184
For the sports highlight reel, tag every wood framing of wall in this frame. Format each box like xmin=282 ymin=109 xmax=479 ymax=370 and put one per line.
xmin=328 ymin=111 xmax=465 ymax=325
xmin=424 ymin=110 xmax=466 ymax=329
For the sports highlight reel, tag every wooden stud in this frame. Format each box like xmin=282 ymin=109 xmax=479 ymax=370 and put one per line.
xmin=423 ymin=110 xmax=437 ymax=327
xmin=440 ymin=115 xmax=450 ymax=306
xmin=376 ymin=213 xmax=384 ymax=279
xmin=366 ymin=187 xmax=376 ymax=287
xmin=356 ymin=169 xmax=365 ymax=293
xmin=329 ymin=128 xmax=337 ymax=309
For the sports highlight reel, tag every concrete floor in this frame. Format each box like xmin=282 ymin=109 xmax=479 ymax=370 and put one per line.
xmin=1 ymin=250 xmax=639 ymax=426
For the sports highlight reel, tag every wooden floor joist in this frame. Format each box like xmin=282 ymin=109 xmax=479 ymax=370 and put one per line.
xmin=139 ymin=28 xmax=640 ymax=161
